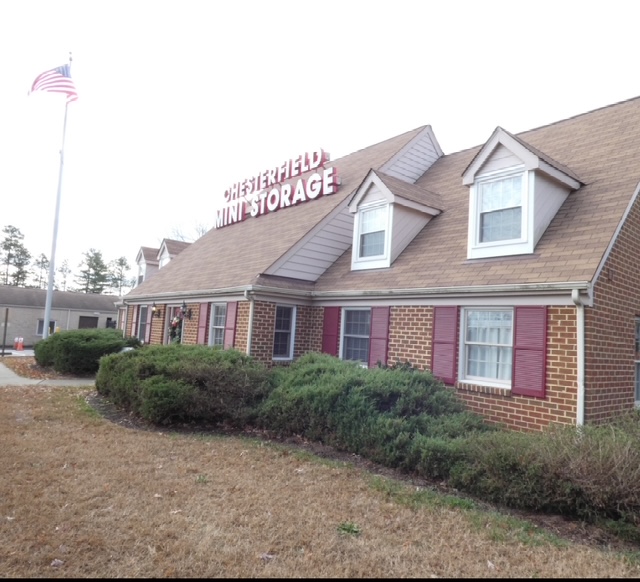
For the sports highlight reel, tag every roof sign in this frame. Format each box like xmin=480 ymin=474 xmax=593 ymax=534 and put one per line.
xmin=215 ymin=149 xmax=340 ymax=229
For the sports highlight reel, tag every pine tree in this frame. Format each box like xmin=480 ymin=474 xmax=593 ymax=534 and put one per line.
xmin=109 ymin=256 xmax=133 ymax=296
xmin=31 ymin=253 xmax=50 ymax=289
xmin=75 ymin=249 xmax=110 ymax=294
xmin=11 ymin=245 xmax=31 ymax=286
xmin=56 ymin=259 xmax=72 ymax=291
xmin=1 ymin=225 xmax=31 ymax=286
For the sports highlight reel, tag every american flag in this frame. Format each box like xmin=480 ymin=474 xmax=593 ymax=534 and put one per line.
xmin=30 ymin=63 xmax=78 ymax=103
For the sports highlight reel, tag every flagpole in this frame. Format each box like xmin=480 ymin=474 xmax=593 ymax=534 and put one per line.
xmin=42 ymin=55 xmax=72 ymax=340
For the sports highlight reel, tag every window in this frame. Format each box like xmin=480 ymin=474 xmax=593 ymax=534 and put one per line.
xmin=467 ymin=168 xmax=531 ymax=260
xmin=37 ymin=319 xmax=55 ymax=336
xmin=342 ymin=308 xmax=371 ymax=364
xmin=137 ymin=306 xmax=149 ymax=342
xmin=352 ymin=203 xmax=390 ymax=270
xmin=478 ymin=173 xmax=522 ymax=243
xmin=462 ymin=308 xmax=513 ymax=386
xmin=433 ymin=306 xmax=546 ymax=397
xmin=273 ymin=305 xmax=296 ymax=360
xmin=359 ymin=206 xmax=387 ymax=257
xmin=78 ymin=316 xmax=98 ymax=329
xmin=210 ymin=303 xmax=227 ymax=347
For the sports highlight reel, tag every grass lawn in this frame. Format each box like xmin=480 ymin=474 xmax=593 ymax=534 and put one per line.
xmin=2 ymin=383 xmax=640 ymax=578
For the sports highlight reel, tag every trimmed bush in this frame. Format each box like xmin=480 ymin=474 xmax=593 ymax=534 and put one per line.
xmin=257 ymin=353 xmax=492 ymax=465
xmin=96 ymin=344 xmax=271 ymax=427
xmin=34 ymin=328 xmax=140 ymax=374
xmin=94 ymin=347 xmax=640 ymax=528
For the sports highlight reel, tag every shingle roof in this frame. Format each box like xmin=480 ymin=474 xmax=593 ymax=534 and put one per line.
xmin=374 ymin=171 xmax=443 ymax=211
xmin=125 ymin=95 xmax=640 ymax=301
xmin=161 ymin=239 xmax=191 ymax=256
xmin=315 ymin=96 xmax=640 ymax=292
xmin=126 ymin=126 xmax=428 ymax=298
xmin=0 ymin=285 xmax=119 ymax=311
xmin=139 ymin=246 xmax=159 ymax=263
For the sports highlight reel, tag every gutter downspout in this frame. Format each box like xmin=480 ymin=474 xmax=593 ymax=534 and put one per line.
xmin=244 ymin=289 xmax=254 ymax=357
xmin=572 ymin=289 xmax=585 ymax=426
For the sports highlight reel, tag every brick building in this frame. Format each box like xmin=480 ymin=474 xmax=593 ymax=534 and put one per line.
xmin=122 ymin=96 xmax=640 ymax=432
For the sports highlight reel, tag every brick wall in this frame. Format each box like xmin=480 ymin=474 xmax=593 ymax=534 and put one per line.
xmin=384 ymin=305 xmax=578 ymax=432
xmin=584 ymin=196 xmax=640 ymax=424
xmin=241 ymin=302 xmax=325 ymax=366
xmin=388 ymin=306 xmax=432 ymax=369
xmin=250 ymin=300 xmax=276 ymax=364
xmin=454 ymin=307 xmax=577 ymax=432
xmin=148 ymin=306 xmax=166 ymax=344
xmin=234 ymin=300 xmax=249 ymax=353
xmin=294 ymin=306 xmax=323 ymax=356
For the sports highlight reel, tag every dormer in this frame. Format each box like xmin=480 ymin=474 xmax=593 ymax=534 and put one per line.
xmin=135 ymin=246 xmax=159 ymax=287
xmin=349 ymin=170 xmax=442 ymax=270
xmin=462 ymin=127 xmax=583 ymax=260
xmin=157 ymin=239 xmax=191 ymax=269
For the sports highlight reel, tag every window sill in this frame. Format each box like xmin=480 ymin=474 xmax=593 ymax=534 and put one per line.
xmin=455 ymin=381 xmax=512 ymax=398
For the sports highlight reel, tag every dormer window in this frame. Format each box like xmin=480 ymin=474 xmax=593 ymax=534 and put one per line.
xmin=463 ymin=127 xmax=582 ymax=261
xmin=468 ymin=167 xmax=530 ymax=258
xmin=349 ymin=170 xmax=442 ymax=271
xmin=359 ymin=205 xmax=388 ymax=258
xmin=352 ymin=202 xmax=391 ymax=270
xmin=477 ymin=170 xmax=524 ymax=244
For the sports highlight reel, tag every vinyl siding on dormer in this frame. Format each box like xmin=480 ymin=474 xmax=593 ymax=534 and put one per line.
xmin=380 ymin=129 xmax=442 ymax=183
xmin=390 ymin=205 xmax=430 ymax=264
xmin=533 ymin=173 xmax=571 ymax=246
xmin=477 ymin=144 xmax=522 ymax=175
xmin=269 ymin=207 xmax=353 ymax=281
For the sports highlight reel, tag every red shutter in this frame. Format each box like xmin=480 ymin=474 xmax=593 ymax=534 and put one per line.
xmin=223 ymin=301 xmax=237 ymax=349
xmin=431 ymin=306 xmax=458 ymax=384
xmin=512 ymin=306 xmax=547 ymax=399
xmin=197 ymin=302 xmax=209 ymax=344
xmin=368 ymin=306 xmax=390 ymax=368
xmin=144 ymin=306 xmax=152 ymax=344
xmin=322 ymin=307 xmax=340 ymax=356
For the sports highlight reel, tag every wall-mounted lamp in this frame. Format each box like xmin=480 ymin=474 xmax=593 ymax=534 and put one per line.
xmin=152 ymin=302 xmax=161 ymax=318
xmin=181 ymin=301 xmax=192 ymax=320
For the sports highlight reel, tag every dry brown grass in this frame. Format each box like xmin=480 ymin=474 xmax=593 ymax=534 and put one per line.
xmin=2 ymin=383 xmax=640 ymax=578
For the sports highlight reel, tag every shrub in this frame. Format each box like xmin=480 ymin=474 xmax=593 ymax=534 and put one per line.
xmin=535 ymin=416 xmax=640 ymax=523
xmin=96 ymin=344 xmax=271 ymax=427
xmin=258 ymin=353 xmax=492 ymax=461
xmin=35 ymin=328 xmax=140 ymax=374
xmin=139 ymin=376 xmax=195 ymax=424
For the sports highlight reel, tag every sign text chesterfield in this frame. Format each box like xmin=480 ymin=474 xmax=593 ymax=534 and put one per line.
xmin=215 ymin=149 xmax=339 ymax=228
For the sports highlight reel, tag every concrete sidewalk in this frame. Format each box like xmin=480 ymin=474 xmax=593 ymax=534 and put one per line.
xmin=0 ymin=353 xmax=95 ymax=387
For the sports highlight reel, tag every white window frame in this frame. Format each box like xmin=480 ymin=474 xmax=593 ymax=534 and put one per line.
xmin=340 ymin=307 xmax=371 ymax=365
xmin=273 ymin=305 xmax=296 ymax=361
xmin=467 ymin=167 xmax=533 ymax=259
xmin=351 ymin=202 xmax=392 ymax=270
xmin=459 ymin=307 xmax=514 ymax=388
xmin=209 ymin=303 xmax=227 ymax=347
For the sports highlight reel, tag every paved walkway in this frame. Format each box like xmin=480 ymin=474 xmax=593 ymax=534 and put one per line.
xmin=0 ymin=350 xmax=95 ymax=387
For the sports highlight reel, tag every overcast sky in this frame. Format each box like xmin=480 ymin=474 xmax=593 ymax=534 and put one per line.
xmin=2 ymin=0 xmax=639 ymax=284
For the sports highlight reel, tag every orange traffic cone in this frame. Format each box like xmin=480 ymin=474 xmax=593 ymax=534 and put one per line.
xmin=16 ymin=337 xmax=23 ymax=351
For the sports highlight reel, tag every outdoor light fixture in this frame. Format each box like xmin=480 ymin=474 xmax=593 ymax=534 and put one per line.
xmin=182 ymin=301 xmax=192 ymax=320
xmin=152 ymin=302 xmax=161 ymax=318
